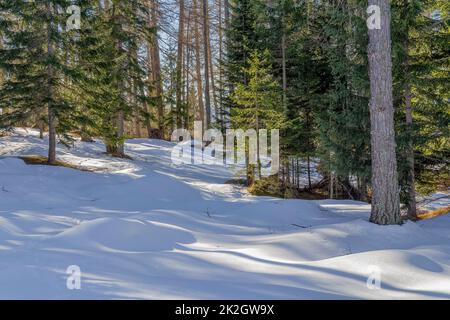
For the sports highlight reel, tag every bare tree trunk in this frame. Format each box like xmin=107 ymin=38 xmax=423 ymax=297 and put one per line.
xmin=193 ymin=0 xmax=205 ymax=129
xmin=256 ymin=107 xmax=261 ymax=179
xmin=202 ymin=0 xmax=211 ymax=128
xmin=46 ymin=2 xmax=56 ymax=165
xmin=218 ymin=0 xmax=224 ymax=130
xmin=146 ymin=40 xmax=153 ymax=137
xmin=184 ymin=8 xmax=192 ymax=127
xmin=114 ymin=3 xmax=125 ymax=157
xmin=360 ymin=176 xmax=369 ymax=202
xmin=148 ymin=0 xmax=164 ymax=138
xmin=176 ymin=0 xmax=185 ymax=128
xmin=330 ymin=173 xmax=334 ymax=199
xmin=401 ymin=1 xmax=417 ymax=220
xmin=281 ymin=10 xmax=287 ymax=110
xmin=47 ymin=109 xmax=56 ymax=164
xmin=205 ymin=13 xmax=218 ymax=120
xmin=307 ymin=155 xmax=312 ymax=191
xmin=367 ymin=0 xmax=401 ymax=225
xmin=405 ymin=83 xmax=417 ymax=219
xmin=39 ymin=120 xmax=44 ymax=139
xmin=116 ymin=110 xmax=125 ymax=156
xmin=133 ymin=89 xmax=141 ymax=138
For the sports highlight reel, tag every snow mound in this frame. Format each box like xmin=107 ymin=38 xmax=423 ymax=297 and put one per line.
xmin=0 ymin=157 xmax=28 ymax=171
xmin=1 ymin=129 xmax=450 ymax=299
xmin=48 ymin=218 xmax=195 ymax=252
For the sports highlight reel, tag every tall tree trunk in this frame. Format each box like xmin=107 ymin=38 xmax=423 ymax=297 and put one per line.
xmin=46 ymin=2 xmax=56 ymax=165
xmin=281 ymin=11 xmax=287 ymax=110
xmin=148 ymin=0 xmax=164 ymax=138
xmin=184 ymin=8 xmax=192 ymax=127
xmin=193 ymin=0 xmax=205 ymax=129
xmin=402 ymin=15 xmax=417 ymax=219
xmin=405 ymin=83 xmax=417 ymax=219
xmin=218 ymin=0 xmax=224 ymax=130
xmin=113 ymin=3 xmax=125 ymax=157
xmin=205 ymin=11 xmax=218 ymax=120
xmin=176 ymin=0 xmax=185 ymax=128
xmin=202 ymin=0 xmax=211 ymax=128
xmin=367 ymin=0 xmax=401 ymax=225
xmin=146 ymin=41 xmax=153 ymax=137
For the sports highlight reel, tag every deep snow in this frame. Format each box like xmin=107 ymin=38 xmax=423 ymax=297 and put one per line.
xmin=0 ymin=128 xmax=449 ymax=299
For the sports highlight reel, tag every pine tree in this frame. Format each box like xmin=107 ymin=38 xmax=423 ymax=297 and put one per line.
xmin=313 ymin=1 xmax=372 ymax=200
xmin=76 ymin=0 xmax=152 ymax=157
xmin=392 ymin=0 xmax=450 ymax=218
xmin=257 ymin=0 xmax=324 ymax=191
xmin=222 ymin=0 xmax=258 ymax=125
xmin=231 ymin=49 xmax=285 ymax=183
xmin=0 ymin=0 xmax=81 ymax=164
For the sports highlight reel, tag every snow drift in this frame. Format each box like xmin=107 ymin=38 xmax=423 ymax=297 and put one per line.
xmin=0 ymin=129 xmax=449 ymax=299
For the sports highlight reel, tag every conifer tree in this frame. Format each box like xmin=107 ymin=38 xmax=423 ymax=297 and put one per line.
xmin=0 ymin=0 xmax=81 ymax=164
xmin=232 ymin=49 xmax=285 ymax=182
xmin=222 ymin=0 xmax=258 ymax=123
xmin=76 ymin=0 xmax=152 ymax=157
xmin=314 ymin=1 xmax=372 ymax=199
xmin=392 ymin=0 xmax=450 ymax=218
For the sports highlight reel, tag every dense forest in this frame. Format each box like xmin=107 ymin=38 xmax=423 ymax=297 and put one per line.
xmin=0 ymin=0 xmax=449 ymax=225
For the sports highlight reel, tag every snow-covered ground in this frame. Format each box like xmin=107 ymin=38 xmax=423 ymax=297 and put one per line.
xmin=0 ymin=128 xmax=449 ymax=299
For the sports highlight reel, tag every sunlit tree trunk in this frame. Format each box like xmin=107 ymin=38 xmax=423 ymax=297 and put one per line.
xmin=176 ymin=0 xmax=186 ymax=128
xmin=202 ymin=0 xmax=211 ymax=128
xmin=367 ymin=0 xmax=401 ymax=225
xmin=193 ymin=0 xmax=205 ymax=130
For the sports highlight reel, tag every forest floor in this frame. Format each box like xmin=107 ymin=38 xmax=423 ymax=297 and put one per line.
xmin=0 ymin=128 xmax=449 ymax=299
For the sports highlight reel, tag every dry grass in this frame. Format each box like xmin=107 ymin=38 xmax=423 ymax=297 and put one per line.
xmin=417 ymin=205 xmax=450 ymax=221
xmin=19 ymin=155 xmax=94 ymax=172
xmin=247 ymin=175 xmax=328 ymax=200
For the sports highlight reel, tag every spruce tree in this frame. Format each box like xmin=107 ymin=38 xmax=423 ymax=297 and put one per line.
xmin=222 ymin=0 xmax=258 ymax=126
xmin=231 ymin=49 xmax=285 ymax=183
xmin=0 ymin=0 xmax=81 ymax=164
xmin=308 ymin=1 xmax=372 ymax=199
xmin=392 ymin=0 xmax=450 ymax=218
xmin=76 ymin=0 xmax=152 ymax=157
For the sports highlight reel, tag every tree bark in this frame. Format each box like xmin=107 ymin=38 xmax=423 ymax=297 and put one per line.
xmin=193 ymin=0 xmax=205 ymax=129
xmin=218 ymin=0 xmax=224 ymax=130
xmin=202 ymin=0 xmax=211 ymax=128
xmin=206 ymin=14 xmax=218 ymax=120
xmin=402 ymin=13 xmax=417 ymax=219
xmin=116 ymin=110 xmax=125 ymax=156
xmin=184 ymin=8 xmax=192 ymax=127
xmin=113 ymin=3 xmax=125 ymax=157
xmin=148 ymin=0 xmax=164 ymax=138
xmin=367 ymin=0 xmax=401 ymax=225
xmin=176 ymin=0 xmax=185 ymax=128
xmin=307 ymin=155 xmax=312 ymax=191
xmin=405 ymin=83 xmax=417 ymax=219
xmin=46 ymin=2 xmax=56 ymax=165
xmin=281 ymin=10 xmax=287 ymax=110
